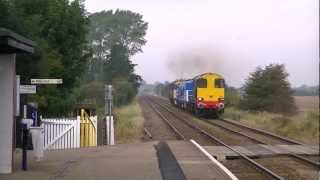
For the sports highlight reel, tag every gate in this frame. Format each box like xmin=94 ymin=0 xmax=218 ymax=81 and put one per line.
xmin=41 ymin=117 xmax=80 ymax=150
xmin=80 ymin=109 xmax=97 ymax=147
xmin=41 ymin=109 xmax=97 ymax=150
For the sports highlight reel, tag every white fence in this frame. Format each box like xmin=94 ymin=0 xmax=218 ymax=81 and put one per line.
xmin=41 ymin=117 xmax=80 ymax=150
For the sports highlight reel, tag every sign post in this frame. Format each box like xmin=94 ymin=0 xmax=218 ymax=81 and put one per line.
xmin=16 ymin=78 xmax=61 ymax=171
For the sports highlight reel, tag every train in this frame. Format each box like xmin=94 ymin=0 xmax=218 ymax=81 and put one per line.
xmin=168 ymin=72 xmax=225 ymax=118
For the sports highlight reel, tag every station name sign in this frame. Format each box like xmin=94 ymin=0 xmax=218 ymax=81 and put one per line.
xmin=31 ymin=79 xmax=63 ymax=84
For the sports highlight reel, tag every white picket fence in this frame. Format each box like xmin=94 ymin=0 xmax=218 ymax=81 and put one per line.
xmin=41 ymin=117 xmax=80 ymax=150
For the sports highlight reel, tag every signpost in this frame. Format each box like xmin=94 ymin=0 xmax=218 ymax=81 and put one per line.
xmin=30 ymin=79 xmax=63 ymax=84
xmin=16 ymin=78 xmax=62 ymax=117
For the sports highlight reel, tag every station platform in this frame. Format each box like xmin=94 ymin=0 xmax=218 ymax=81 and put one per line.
xmin=204 ymin=144 xmax=319 ymax=160
xmin=0 ymin=142 xmax=162 ymax=180
xmin=0 ymin=141 xmax=236 ymax=180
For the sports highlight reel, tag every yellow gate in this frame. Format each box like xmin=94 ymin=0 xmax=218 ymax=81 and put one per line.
xmin=80 ymin=109 xmax=97 ymax=147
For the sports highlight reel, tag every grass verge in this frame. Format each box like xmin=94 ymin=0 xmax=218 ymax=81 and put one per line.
xmin=114 ymin=98 xmax=145 ymax=143
xmin=223 ymin=107 xmax=319 ymax=144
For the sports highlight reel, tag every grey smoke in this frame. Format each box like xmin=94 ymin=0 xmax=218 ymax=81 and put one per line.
xmin=167 ymin=48 xmax=226 ymax=80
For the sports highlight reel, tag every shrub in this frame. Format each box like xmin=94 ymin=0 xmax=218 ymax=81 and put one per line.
xmin=240 ymin=64 xmax=297 ymax=114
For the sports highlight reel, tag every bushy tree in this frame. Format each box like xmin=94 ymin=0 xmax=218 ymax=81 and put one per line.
xmin=113 ymin=78 xmax=136 ymax=106
xmin=87 ymin=10 xmax=147 ymax=106
xmin=240 ymin=64 xmax=297 ymax=114
xmin=88 ymin=10 xmax=148 ymax=81
xmin=0 ymin=0 xmax=90 ymax=116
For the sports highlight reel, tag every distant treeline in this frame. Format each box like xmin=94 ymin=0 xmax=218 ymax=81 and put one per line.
xmin=292 ymin=85 xmax=319 ymax=96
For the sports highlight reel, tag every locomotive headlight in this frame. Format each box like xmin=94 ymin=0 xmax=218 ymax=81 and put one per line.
xmin=218 ymin=97 xmax=224 ymax=102
xmin=197 ymin=97 xmax=204 ymax=101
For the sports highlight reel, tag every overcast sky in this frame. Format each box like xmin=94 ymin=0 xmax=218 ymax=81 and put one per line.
xmin=85 ymin=0 xmax=319 ymax=87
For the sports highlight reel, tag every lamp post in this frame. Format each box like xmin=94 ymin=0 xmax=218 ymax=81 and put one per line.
xmin=0 ymin=28 xmax=34 ymax=173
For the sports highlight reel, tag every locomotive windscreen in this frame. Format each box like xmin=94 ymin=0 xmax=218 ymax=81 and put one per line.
xmin=214 ymin=79 xmax=225 ymax=88
xmin=196 ymin=78 xmax=207 ymax=88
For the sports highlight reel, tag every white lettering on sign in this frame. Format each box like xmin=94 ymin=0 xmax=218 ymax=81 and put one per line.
xmin=30 ymin=79 xmax=63 ymax=84
xmin=19 ymin=85 xmax=36 ymax=94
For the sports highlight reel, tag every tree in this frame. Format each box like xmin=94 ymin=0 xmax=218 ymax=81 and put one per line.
xmin=0 ymin=0 xmax=90 ymax=116
xmin=87 ymin=9 xmax=148 ymax=106
xmin=88 ymin=10 xmax=148 ymax=80
xmin=240 ymin=64 xmax=297 ymax=114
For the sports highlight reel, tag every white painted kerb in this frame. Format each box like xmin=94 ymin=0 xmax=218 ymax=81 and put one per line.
xmin=190 ymin=139 xmax=238 ymax=180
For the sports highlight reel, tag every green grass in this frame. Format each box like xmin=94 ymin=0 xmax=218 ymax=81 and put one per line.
xmin=223 ymin=107 xmax=319 ymax=144
xmin=114 ymin=98 xmax=144 ymax=143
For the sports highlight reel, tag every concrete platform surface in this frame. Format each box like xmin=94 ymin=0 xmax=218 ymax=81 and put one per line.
xmin=167 ymin=141 xmax=234 ymax=180
xmin=0 ymin=141 xmax=162 ymax=180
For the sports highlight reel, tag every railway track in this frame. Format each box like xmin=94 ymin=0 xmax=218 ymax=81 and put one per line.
xmin=144 ymin=96 xmax=286 ymax=180
xmin=153 ymin=96 xmax=319 ymax=168
xmin=145 ymin=97 xmax=218 ymax=146
xmin=156 ymin=97 xmax=320 ymax=170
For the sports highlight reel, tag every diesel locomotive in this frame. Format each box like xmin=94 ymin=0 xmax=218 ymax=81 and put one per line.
xmin=169 ymin=73 xmax=225 ymax=117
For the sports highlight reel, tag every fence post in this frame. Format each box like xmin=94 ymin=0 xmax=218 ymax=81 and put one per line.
xmin=76 ymin=116 xmax=80 ymax=148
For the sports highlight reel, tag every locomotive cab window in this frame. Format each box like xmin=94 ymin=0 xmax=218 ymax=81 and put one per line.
xmin=196 ymin=78 xmax=207 ymax=88
xmin=215 ymin=79 xmax=225 ymax=88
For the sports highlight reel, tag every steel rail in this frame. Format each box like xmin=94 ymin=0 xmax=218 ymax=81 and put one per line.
xmin=148 ymin=96 xmax=285 ymax=180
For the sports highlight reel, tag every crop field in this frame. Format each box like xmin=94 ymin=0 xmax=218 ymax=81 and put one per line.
xmin=294 ymin=96 xmax=319 ymax=112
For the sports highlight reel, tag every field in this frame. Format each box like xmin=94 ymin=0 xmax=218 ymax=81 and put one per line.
xmin=294 ymin=96 xmax=319 ymax=112
xmin=223 ymin=96 xmax=319 ymax=144
xmin=223 ymin=107 xmax=319 ymax=144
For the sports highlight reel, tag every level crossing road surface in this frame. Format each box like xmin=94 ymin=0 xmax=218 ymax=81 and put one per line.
xmin=0 ymin=141 xmax=236 ymax=180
